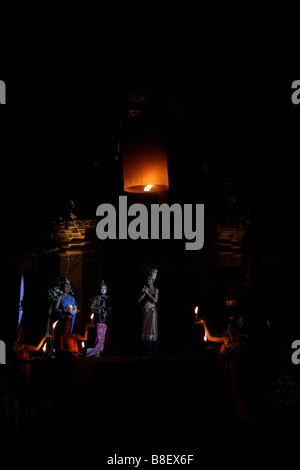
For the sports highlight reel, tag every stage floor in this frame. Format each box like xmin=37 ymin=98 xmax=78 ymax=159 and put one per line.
xmin=1 ymin=348 xmax=300 ymax=450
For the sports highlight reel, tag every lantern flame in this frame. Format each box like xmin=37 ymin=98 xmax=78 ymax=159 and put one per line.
xmin=122 ymin=126 xmax=169 ymax=193
xmin=194 ymin=306 xmax=199 ymax=321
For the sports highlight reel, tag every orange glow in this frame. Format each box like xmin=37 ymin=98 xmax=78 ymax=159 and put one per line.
xmin=122 ymin=124 xmax=169 ymax=193
xmin=194 ymin=306 xmax=199 ymax=320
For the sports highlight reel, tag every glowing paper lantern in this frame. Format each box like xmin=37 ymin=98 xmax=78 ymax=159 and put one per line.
xmin=122 ymin=121 xmax=169 ymax=193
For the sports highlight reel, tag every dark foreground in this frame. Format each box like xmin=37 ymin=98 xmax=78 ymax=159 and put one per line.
xmin=1 ymin=347 xmax=300 ymax=456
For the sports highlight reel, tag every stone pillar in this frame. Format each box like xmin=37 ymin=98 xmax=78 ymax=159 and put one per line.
xmin=55 ymin=217 xmax=96 ymax=332
xmin=59 ymin=251 xmax=83 ymax=327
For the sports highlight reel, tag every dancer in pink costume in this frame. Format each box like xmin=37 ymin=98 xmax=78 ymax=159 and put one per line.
xmin=86 ymin=280 xmax=111 ymax=357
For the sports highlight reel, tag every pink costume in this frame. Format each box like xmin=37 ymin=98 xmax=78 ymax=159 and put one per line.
xmin=86 ymin=323 xmax=107 ymax=357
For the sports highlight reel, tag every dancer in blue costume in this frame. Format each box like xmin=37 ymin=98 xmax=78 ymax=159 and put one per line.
xmin=55 ymin=280 xmax=78 ymax=332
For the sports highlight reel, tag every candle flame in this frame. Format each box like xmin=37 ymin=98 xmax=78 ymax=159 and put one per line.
xmin=42 ymin=342 xmax=47 ymax=352
xmin=82 ymin=342 xmax=85 ymax=348
xmin=144 ymin=184 xmax=153 ymax=192
xmin=204 ymin=331 xmax=207 ymax=342
xmin=194 ymin=306 xmax=199 ymax=314
xmin=90 ymin=313 xmax=94 ymax=320
xmin=53 ymin=320 xmax=58 ymax=330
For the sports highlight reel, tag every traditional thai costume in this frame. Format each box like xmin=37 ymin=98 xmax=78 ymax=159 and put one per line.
xmin=60 ymin=294 xmax=77 ymax=332
xmin=61 ymin=333 xmax=81 ymax=357
xmin=86 ymin=294 xmax=110 ymax=357
xmin=139 ymin=268 xmax=159 ymax=355
xmin=141 ymin=294 xmax=158 ymax=355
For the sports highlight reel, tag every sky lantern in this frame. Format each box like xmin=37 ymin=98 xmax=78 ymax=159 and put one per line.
xmin=121 ymin=118 xmax=169 ymax=193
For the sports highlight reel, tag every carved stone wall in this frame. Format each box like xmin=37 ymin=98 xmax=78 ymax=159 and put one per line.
xmin=59 ymin=253 xmax=83 ymax=276
xmin=55 ymin=217 xmax=98 ymax=331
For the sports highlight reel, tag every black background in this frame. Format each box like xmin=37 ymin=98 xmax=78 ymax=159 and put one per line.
xmin=1 ymin=0 xmax=300 ymax=453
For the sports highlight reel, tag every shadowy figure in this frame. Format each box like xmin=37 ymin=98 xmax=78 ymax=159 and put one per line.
xmin=3 ymin=324 xmax=54 ymax=433
xmin=56 ymin=318 xmax=94 ymax=394
xmin=7 ymin=324 xmax=53 ymax=394
xmin=195 ymin=317 xmax=250 ymax=421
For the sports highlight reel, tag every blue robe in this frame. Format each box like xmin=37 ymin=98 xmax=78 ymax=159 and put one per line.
xmin=60 ymin=295 xmax=77 ymax=332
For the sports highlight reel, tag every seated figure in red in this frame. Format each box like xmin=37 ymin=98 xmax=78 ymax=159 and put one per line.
xmin=7 ymin=324 xmax=53 ymax=393
xmin=59 ymin=318 xmax=93 ymax=357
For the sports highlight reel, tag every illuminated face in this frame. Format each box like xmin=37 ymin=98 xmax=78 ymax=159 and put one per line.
xmin=100 ymin=285 xmax=107 ymax=295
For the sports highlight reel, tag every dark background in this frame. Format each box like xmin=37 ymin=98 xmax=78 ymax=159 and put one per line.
xmin=0 ymin=0 xmax=300 ymax=451
xmin=2 ymin=3 xmax=299 ymax=334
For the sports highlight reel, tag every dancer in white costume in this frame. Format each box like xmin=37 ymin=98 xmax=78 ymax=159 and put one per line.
xmin=86 ymin=281 xmax=111 ymax=357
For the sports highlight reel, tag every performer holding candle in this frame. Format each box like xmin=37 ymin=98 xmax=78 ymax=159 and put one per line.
xmin=138 ymin=268 xmax=159 ymax=355
xmin=7 ymin=324 xmax=54 ymax=392
xmin=86 ymin=280 xmax=111 ymax=357
xmin=194 ymin=317 xmax=249 ymax=421
xmin=59 ymin=318 xmax=93 ymax=357
xmin=55 ymin=279 xmax=78 ymax=333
